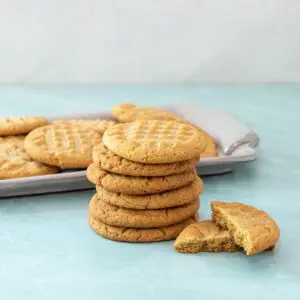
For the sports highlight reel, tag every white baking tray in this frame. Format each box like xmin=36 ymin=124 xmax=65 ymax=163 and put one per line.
xmin=0 ymin=103 xmax=259 ymax=197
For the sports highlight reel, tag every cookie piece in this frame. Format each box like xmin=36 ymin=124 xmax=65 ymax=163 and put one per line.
xmin=103 ymin=120 xmax=207 ymax=164
xmin=199 ymin=134 xmax=217 ymax=157
xmin=88 ymin=213 xmax=198 ymax=243
xmin=0 ymin=116 xmax=48 ymax=136
xmin=87 ymin=164 xmax=196 ymax=194
xmin=24 ymin=124 xmax=102 ymax=168
xmin=96 ymin=176 xmax=203 ymax=209
xmin=174 ymin=220 xmax=239 ymax=253
xmin=0 ymin=136 xmax=59 ymax=179
xmin=89 ymin=194 xmax=200 ymax=228
xmin=112 ymin=103 xmax=182 ymax=123
xmin=93 ymin=142 xmax=196 ymax=177
xmin=211 ymin=201 xmax=280 ymax=255
xmin=53 ymin=119 xmax=116 ymax=134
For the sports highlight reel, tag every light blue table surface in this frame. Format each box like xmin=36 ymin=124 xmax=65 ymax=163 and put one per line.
xmin=0 ymin=84 xmax=299 ymax=300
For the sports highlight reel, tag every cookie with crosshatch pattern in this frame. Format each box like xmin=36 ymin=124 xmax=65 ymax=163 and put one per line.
xmin=103 ymin=120 xmax=208 ymax=164
xmin=24 ymin=124 xmax=102 ymax=168
xmin=112 ymin=103 xmax=182 ymax=123
xmin=0 ymin=136 xmax=58 ymax=179
xmin=0 ymin=116 xmax=48 ymax=136
xmin=52 ymin=119 xmax=116 ymax=134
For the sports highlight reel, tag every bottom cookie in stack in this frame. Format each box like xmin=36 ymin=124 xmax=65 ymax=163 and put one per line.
xmin=88 ymin=194 xmax=200 ymax=242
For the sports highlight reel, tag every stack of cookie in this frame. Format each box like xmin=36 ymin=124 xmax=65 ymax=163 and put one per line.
xmin=87 ymin=120 xmax=208 ymax=242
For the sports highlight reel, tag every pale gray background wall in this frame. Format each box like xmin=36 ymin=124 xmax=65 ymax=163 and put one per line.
xmin=0 ymin=0 xmax=299 ymax=84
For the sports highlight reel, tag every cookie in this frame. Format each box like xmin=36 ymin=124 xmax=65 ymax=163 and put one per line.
xmin=88 ymin=213 xmax=198 ymax=243
xmin=24 ymin=124 xmax=102 ymax=168
xmin=174 ymin=220 xmax=239 ymax=253
xmin=112 ymin=103 xmax=182 ymax=123
xmin=0 ymin=136 xmax=59 ymax=179
xmin=87 ymin=164 xmax=196 ymax=194
xmin=103 ymin=120 xmax=207 ymax=164
xmin=96 ymin=176 xmax=203 ymax=209
xmin=93 ymin=142 xmax=196 ymax=177
xmin=89 ymin=194 xmax=200 ymax=228
xmin=211 ymin=201 xmax=280 ymax=255
xmin=0 ymin=116 xmax=48 ymax=136
xmin=53 ymin=119 xmax=116 ymax=134
xmin=199 ymin=134 xmax=217 ymax=157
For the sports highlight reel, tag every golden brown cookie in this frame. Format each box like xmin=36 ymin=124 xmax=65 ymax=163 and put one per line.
xmin=89 ymin=194 xmax=200 ymax=228
xmin=112 ymin=103 xmax=182 ymax=123
xmin=87 ymin=164 xmax=196 ymax=194
xmin=96 ymin=175 xmax=203 ymax=209
xmin=174 ymin=220 xmax=239 ymax=253
xmin=211 ymin=201 xmax=280 ymax=255
xmin=52 ymin=119 xmax=116 ymax=134
xmin=199 ymin=134 xmax=217 ymax=157
xmin=0 ymin=116 xmax=48 ymax=136
xmin=88 ymin=213 xmax=198 ymax=243
xmin=93 ymin=142 xmax=197 ymax=177
xmin=0 ymin=136 xmax=59 ymax=179
xmin=103 ymin=120 xmax=207 ymax=164
xmin=24 ymin=124 xmax=102 ymax=168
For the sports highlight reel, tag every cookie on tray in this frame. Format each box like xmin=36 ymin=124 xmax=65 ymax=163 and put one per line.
xmin=0 ymin=136 xmax=59 ymax=179
xmin=112 ymin=103 xmax=182 ymax=123
xmin=24 ymin=124 xmax=102 ymax=168
xmin=53 ymin=119 xmax=116 ymax=134
xmin=0 ymin=116 xmax=48 ymax=136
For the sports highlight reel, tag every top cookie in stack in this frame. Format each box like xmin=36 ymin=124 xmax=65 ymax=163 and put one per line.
xmin=87 ymin=120 xmax=208 ymax=243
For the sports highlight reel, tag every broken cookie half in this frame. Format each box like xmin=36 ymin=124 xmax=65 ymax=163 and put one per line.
xmin=174 ymin=220 xmax=240 ymax=253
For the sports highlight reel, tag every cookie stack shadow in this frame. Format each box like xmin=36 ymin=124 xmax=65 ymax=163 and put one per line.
xmin=86 ymin=143 xmax=203 ymax=242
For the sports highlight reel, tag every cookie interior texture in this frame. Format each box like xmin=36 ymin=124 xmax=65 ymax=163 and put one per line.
xmin=211 ymin=201 xmax=280 ymax=255
xmin=174 ymin=220 xmax=239 ymax=253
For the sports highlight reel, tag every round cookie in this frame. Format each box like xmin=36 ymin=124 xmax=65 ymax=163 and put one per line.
xmin=112 ymin=103 xmax=182 ymax=123
xmin=88 ymin=213 xmax=198 ymax=243
xmin=87 ymin=164 xmax=196 ymax=194
xmin=93 ymin=142 xmax=196 ymax=177
xmin=96 ymin=176 xmax=203 ymax=209
xmin=0 ymin=116 xmax=48 ymax=136
xmin=52 ymin=119 xmax=116 ymax=134
xmin=103 ymin=120 xmax=207 ymax=164
xmin=88 ymin=195 xmax=200 ymax=228
xmin=24 ymin=124 xmax=102 ymax=168
xmin=0 ymin=136 xmax=59 ymax=179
